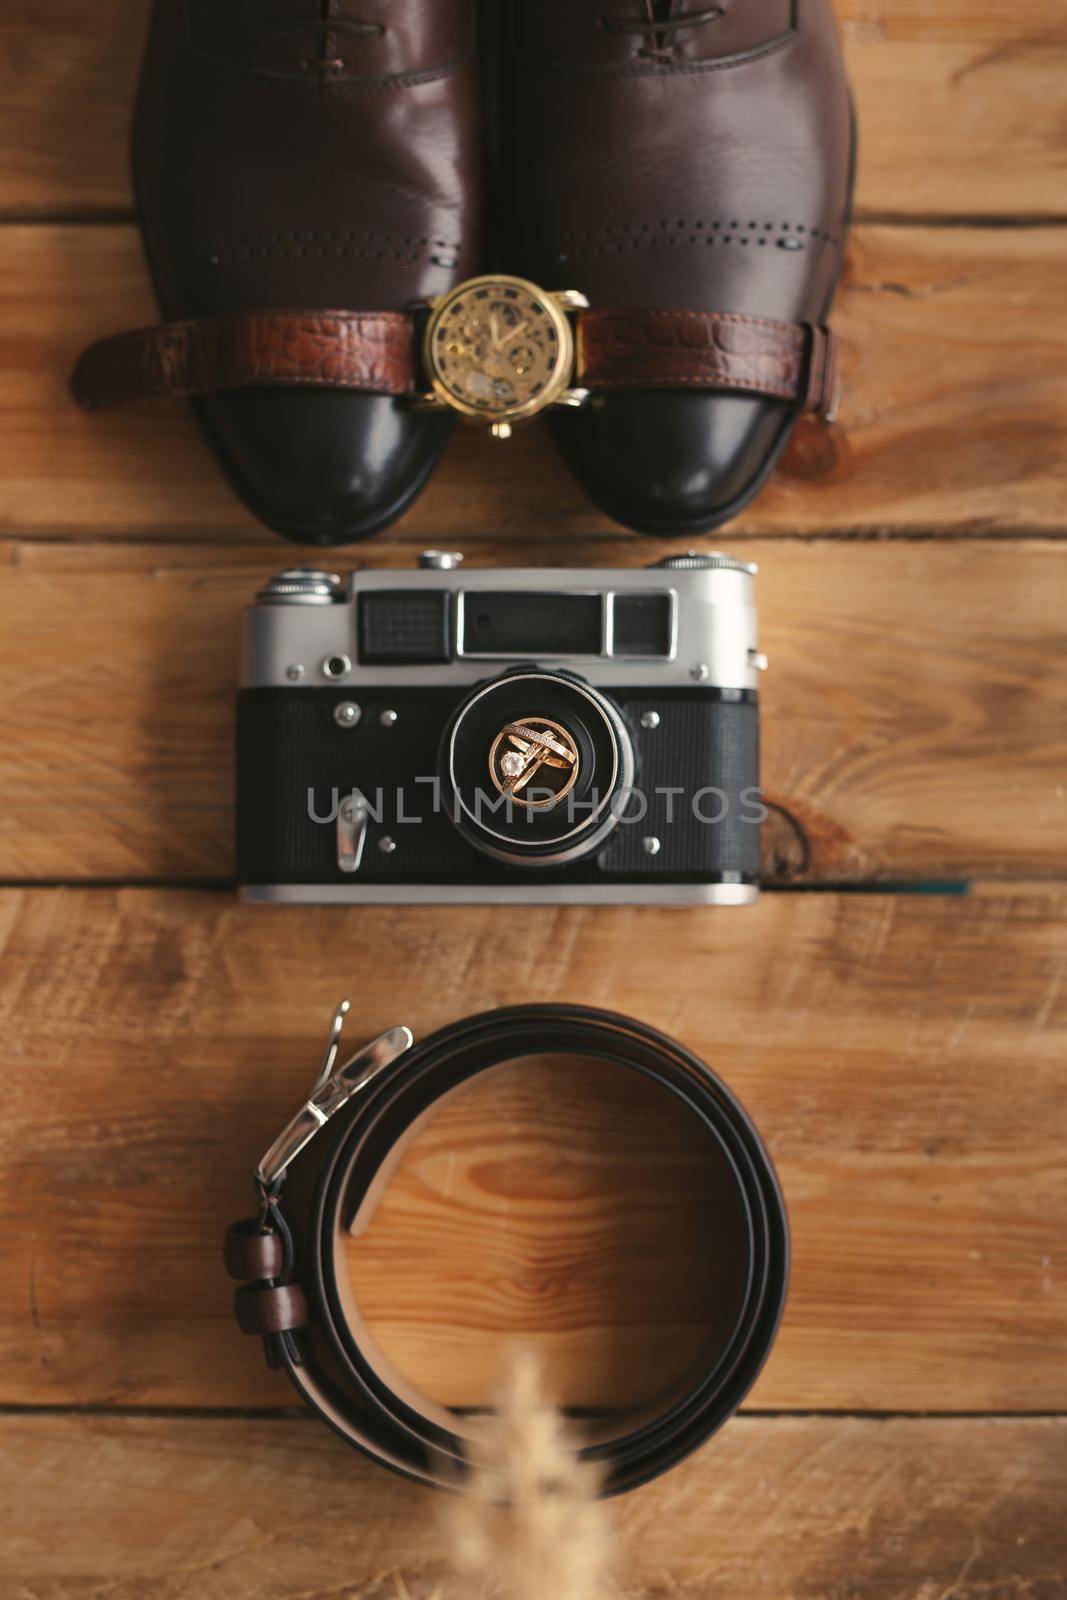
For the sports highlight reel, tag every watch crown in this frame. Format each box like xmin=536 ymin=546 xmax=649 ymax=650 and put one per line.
xmin=551 ymin=289 xmax=591 ymax=311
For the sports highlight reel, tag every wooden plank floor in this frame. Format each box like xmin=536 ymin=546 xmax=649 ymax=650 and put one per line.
xmin=2 ymin=886 xmax=1064 ymax=1413
xmin=2 ymin=1415 xmax=1064 ymax=1600
xmin=2 ymin=538 xmax=1065 ymax=882
xmin=1 ymin=5 xmax=1066 ymax=1597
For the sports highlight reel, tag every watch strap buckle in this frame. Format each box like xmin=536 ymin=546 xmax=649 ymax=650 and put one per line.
xmin=804 ymin=324 xmax=841 ymax=420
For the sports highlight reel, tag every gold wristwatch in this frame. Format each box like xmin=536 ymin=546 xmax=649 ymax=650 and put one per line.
xmin=415 ymin=273 xmax=591 ymax=440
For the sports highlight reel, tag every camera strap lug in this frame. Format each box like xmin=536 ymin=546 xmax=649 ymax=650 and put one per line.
xmin=256 ymin=1002 xmax=414 ymax=1189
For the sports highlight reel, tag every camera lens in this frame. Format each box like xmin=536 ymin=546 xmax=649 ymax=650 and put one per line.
xmin=442 ymin=669 xmax=635 ymax=868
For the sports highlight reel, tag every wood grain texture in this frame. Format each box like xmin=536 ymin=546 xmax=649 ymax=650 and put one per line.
xmin=1 ymin=1414 xmax=1064 ymax=1598
xmin=841 ymin=2 xmax=1067 ymax=218
xmin=343 ymin=1055 xmax=755 ymax=1413
xmin=0 ymin=1 xmax=142 ymax=217
xmin=3 ymin=223 xmax=1067 ymax=539
xmin=0 ymin=885 xmax=1064 ymax=1411
xmin=2 ymin=1 xmax=1066 ymax=219
xmin=2 ymin=537 xmax=1065 ymax=883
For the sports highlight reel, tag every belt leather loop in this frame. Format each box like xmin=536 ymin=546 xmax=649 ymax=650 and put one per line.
xmin=225 ymin=1206 xmax=306 ymax=1369
xmin=224 ymin=1218 xmax=284 ymax=1281
xmin=234 ymin=1282 xmax=310 ymax=1337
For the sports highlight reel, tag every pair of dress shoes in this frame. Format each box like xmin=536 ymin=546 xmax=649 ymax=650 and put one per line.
xmin=84 ymin=0 xmax=853 ymax=545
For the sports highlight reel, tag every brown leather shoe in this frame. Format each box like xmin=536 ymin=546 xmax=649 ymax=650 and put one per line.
xmin=129 ymin=1 xmax=482 ymax=544
xmin=502 ymin=1 xmax=854 ymax=535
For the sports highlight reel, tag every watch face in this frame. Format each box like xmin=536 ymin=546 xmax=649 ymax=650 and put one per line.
xmin=423 ymin=275 xmax=573 ymax=425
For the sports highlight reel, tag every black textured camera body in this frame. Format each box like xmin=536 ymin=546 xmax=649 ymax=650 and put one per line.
xmin=236 ymin=683 xmax=760 ymax=890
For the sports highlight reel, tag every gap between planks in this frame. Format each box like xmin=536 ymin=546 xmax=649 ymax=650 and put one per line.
xmin=1 ymin=1413 xmax=1063 ymax=1600
xmin=0 ymin=1402 xmax=1065 ymax=1421
xmin=5 ymin=211 xmax=1067 ymax=228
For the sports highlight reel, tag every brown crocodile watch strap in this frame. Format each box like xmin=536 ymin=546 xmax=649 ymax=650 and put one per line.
xmin=71 ymin=305 xmax=837 ymax=416
xmin=71 ymin=309 xmax=418 ymax=410
xmin=575 ymin=307 xmax=838 ymax=415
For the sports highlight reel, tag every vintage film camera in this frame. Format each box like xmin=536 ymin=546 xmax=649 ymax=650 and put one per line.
xmin=237 ymin=552 xmax=765 ymax=904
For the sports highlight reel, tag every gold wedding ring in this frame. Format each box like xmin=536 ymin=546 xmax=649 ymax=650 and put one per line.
xmin=488 ymin=716 xmax=580 ymax=808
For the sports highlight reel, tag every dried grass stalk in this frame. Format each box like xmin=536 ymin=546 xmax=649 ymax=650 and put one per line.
xmin=441 ymin=1349 xmax=617 ymax=1600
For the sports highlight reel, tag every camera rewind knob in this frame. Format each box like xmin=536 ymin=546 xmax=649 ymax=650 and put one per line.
xmin=257 ymin=568 xmax=342 ymax=605
xmin=651 ymin=551 xmax=758 ymax=575
xmin=418 ymin=550 xmax=464 ymax=571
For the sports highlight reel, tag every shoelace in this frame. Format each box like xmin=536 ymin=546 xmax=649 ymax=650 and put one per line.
xmin=266 ymin=15 xmax=384 ymax=74
xmin=600 ymin=4 xmax=724 ymax=61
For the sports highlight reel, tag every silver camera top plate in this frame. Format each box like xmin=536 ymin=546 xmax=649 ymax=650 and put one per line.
xmin=242 ymin=551 xmax=762 ymax=693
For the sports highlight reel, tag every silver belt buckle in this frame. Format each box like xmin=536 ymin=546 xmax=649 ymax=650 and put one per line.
xmin=257 ymin=1001 xmax=414 ymax=1188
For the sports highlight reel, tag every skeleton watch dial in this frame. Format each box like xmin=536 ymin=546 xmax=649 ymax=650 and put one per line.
xmin=422 ymin=275 xmax=576 ymax=430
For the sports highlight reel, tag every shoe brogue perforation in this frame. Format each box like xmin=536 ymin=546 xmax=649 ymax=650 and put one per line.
xmin=202 ymin=226 xmax=464 ymax=271
xmin=560 ymin=218 xmax=842 ymax=246
xmin=555 ymin=217 xmax=844 ymax=265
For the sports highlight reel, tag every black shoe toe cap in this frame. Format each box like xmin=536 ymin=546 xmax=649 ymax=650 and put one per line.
xmin=197 ymin=390 xmax=453 ymax=546
xmin=552 ymin=392 xmax=795 ymax=537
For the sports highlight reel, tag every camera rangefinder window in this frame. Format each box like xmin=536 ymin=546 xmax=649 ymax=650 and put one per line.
xmin=459 ymin=590 xmax=603 ymax=657
xmin=610 ymin=592 xmax=674 ymax=658
xmin=358 ymin=590 xmax=452 ymax=665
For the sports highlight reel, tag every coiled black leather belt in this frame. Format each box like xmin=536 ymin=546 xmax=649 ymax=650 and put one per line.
xmin=224 ymin=1002 xmax=788 ymax=1496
